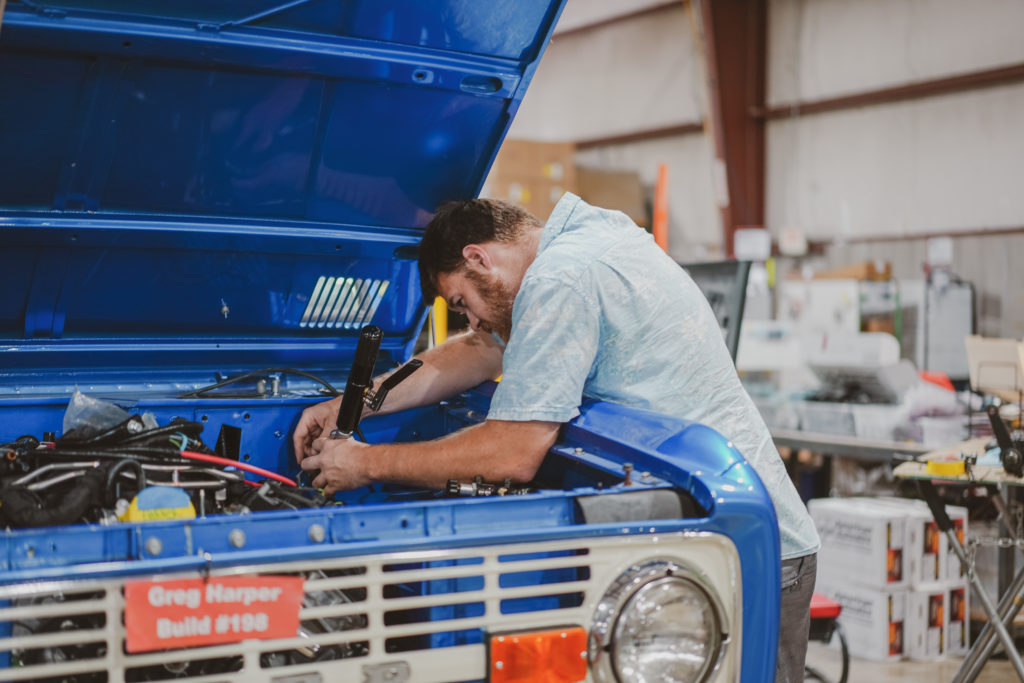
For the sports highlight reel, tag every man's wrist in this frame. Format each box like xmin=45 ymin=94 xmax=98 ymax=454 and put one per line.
xmin=356 ymin=443 xmax=380 ymax=484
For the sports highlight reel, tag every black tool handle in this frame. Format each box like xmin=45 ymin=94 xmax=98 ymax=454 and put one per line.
xmin=368 ymin=359 xmax=423 ymax=412
xmin=333 ymin=325 xmax=382 ymax=438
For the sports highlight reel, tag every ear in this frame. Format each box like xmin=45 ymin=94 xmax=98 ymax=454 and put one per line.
xmin=461 ymin=244 xmax=494 ymax=272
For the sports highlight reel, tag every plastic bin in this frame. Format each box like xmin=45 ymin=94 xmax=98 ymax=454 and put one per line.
xmin=795 ymin=401 xmax=855 ymax=436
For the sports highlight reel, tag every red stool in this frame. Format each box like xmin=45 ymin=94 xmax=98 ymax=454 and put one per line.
xmin=805 ymin=592 xmax=849 ymax=683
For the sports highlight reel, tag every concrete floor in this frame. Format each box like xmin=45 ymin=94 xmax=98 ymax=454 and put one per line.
xmin=804 ymin=641 xmax=1018 ymax=682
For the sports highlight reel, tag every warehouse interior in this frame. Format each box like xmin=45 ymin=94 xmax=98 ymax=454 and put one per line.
xmin=482 ymin=0 xmax=1024 ymax=680
xmin=1 ymin=0 xmax=1023 ymax=681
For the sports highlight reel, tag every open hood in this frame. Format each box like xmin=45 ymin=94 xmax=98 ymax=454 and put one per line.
xmin=0 ymin=0 xmax=565 ymax=383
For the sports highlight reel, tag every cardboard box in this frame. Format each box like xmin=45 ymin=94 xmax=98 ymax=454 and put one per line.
xmin=809 ymin=498 xmax=908 ymax=590
xmin=482 ymin=139 xmax=577 ymax=220
xmin=906 ymin=585 xmax=947 ymax=660
xmin=813 ymin=260 xmax=893 ymax=282
xmin=964 ymin=335 xmax=1024 ymax=402
xmin=576 ymin=166 xmax=648 ymax=227
xmin=817 ymin=580 xmax=906 ymax=661
xmin=947 ymin=583 xmax=970 ymax=657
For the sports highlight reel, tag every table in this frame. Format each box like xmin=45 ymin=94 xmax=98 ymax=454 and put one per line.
xmin=770 ymin=428 xmax=933 ymax=462
xmin=894 ymin=448 xmax=1024 ymax=682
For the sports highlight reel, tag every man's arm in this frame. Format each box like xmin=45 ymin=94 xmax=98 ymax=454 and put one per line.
xmin=372 ymin=329 xmax=504 ymax=415
xmin=300 ymin=419 xmax=560 ymax=494
xmin=292 ymin=330 xmax=504 ymax=463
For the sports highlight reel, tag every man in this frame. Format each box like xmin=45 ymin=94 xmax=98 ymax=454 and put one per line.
xmin=293 ymin=193 xmax=820 ymax=682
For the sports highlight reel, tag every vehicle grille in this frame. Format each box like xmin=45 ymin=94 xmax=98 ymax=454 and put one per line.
xmin=0 ymin=532 xmax=738 ymax=682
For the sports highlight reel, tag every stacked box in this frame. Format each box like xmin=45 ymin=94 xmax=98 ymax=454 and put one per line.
xmin=906 ymin=586 xmax=947 ymax=660
xmin=947 ymin=583 xmax=970 ymax=656
xmin=816 ymin=579 xmax=906 ymax=661
xmin=875 ymin=497 xmax=968 ymax=584
xmin=872 ymin=497 xmax=942 ymax=586
xmin=874 ymin=496 xmax=971 ymax=659
xmin=812 ymin=496 xmax=971 ymax=662
xmin=481 ymin=139 xmax=577 ymax=220
xmin=810 ymin=497 xmax=908 ymax=590
xmin=810 ymin=498 xmax=909 ymax=661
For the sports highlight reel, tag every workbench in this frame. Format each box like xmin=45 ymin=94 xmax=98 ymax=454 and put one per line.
xmin=894 ymin=441 xmax=1024 ymax=682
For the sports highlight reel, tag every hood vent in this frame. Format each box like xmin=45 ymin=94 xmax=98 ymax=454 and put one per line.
xmin=299 ymin=277 xmax=389 ymax=329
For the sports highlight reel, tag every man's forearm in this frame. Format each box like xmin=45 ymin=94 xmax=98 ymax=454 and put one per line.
xmin=370 ymin=330 xmax=503 ymax=416
xmin=358 ymin=419 xmax=559 ymax=489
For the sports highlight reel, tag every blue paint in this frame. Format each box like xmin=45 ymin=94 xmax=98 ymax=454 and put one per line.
xmin=0 ymin=1 xmax=777 ymax=679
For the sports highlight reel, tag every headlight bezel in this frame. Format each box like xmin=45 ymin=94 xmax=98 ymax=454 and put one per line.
xmin=589 ymin=559 xmax=729 ymax=683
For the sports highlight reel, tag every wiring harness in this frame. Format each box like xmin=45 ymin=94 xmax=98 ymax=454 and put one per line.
xmin=0 ymin=416 xmax=330 ymax=528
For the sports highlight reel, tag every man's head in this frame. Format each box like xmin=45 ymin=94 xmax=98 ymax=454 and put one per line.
xmin=418 ymin=199 xmax=542 ymax=341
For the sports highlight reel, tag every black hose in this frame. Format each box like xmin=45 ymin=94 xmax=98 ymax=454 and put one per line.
xmin=118 ymin=420 xmax=205 ymax=445
xmin=177 ymin=367 xmax=340 ymax=399
xmin=105 ymin=459 xmax=147 ymax=506
xmin=57 ymin=416 xmax=144 ymax=447
xmin=40 ymin=448 xmax=194 ymax=466
xmin=0 ymin=470 xmax=105 ymax=528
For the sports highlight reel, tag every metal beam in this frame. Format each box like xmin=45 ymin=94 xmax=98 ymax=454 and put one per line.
xmin=758 ymin=62 xmax=1024 ymax=120
xmin=576 ymin=121 xmax=703 ymax=150
xmin=699 ymin=0 xmax=767 ymax=258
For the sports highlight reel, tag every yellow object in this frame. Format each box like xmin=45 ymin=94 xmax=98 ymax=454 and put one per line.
xmin=925 ymin=458 xmax=966 ymax=476
xmin=431 ymin=296 xmax=448 ymax=346
xmin=119 ymin=486 xmax=196 ymax=522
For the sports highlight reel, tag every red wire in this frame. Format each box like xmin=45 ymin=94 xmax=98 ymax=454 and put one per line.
xmin=180 ymin=450 xmax=297 ymax=487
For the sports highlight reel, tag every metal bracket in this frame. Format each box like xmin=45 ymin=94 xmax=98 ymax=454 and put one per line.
xmin=362 ymin=661 xmax=411 ymax=683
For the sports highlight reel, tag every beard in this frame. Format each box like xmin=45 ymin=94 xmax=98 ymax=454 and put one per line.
xmin=464 ymin=269 xmax=516 ymax=342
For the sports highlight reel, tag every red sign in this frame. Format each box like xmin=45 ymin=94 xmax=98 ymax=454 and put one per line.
xmin=124 ymin=575 xmax=305 ymax=653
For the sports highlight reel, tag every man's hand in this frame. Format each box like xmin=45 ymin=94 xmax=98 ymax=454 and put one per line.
xmin=292 ymin=396 xmax=343 ymax=464
xmin=300 ymin=437 xmax=371 ymax=495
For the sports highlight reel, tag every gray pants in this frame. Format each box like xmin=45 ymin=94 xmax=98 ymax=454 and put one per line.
xmin=775 ymin=553 xmax=817 ymax=683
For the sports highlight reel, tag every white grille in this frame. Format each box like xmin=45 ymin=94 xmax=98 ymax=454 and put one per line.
xmin=0 ymin=533 xmax=740 ymax=683
xmin=299 ymin=276 xmax=389 ymax=329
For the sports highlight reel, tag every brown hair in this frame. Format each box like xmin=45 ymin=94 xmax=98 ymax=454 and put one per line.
xmin=418 ymin=198 xmax=540 ymax=300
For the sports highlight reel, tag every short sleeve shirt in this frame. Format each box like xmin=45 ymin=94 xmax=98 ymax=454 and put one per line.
xmin=488 ymin=193 xmax=820 ymax=559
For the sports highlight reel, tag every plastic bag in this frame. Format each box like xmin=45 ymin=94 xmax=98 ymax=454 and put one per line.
xmin=62 ymin=389 xmax=158 ymax=438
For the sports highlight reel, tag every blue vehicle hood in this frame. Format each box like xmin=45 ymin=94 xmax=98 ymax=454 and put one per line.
xmin=0 ymin=0 xmax=566 ymax=376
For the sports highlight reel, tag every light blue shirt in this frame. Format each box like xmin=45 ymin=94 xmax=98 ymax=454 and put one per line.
xmin=489 ymin=193 xmax=820 ymax=559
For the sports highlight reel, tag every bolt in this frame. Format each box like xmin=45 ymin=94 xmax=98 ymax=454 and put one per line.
xmin=495 ymin=661 xmax=504 ymax=670
xmin=623 ymin=463 xmax=634 ymax=486
xmin=229 ymin=529 xmax=246 ymax=549
xmin=574 ymin=447 xmax=583 ymax=454
xmin=640 ymin=471 xmax=652 ymax=481
xmin=127 ymin=419 xmax=144 ymax=434
xmin=308 ymin=524 xmax=326 ymax=543
xmin=274 ymin=430 xmax=283 ymax=439
xmin=145 ymin=537 xmax=163 ymax=556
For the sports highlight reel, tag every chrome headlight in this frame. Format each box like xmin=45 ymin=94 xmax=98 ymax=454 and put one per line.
xmin=589 ymin=560 xmax=728 ymax=683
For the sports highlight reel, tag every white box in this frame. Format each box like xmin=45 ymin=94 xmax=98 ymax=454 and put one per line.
xmin=875 ymin=497 xmax=968 ymax=584
xmin=871 ymin=498 xmax=942 ymax=586
xmin=907 ymin=585 xmax=947 ymax=660
xmin=945 ymin=508 xmax=969 ymax=583
xmin=810 ymin=497 xmax=908 ymax=590
xmin=947 ymin=582 xmax=970 ymax=657
xmin=817 ymin=580 xmax=906 ymax=661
